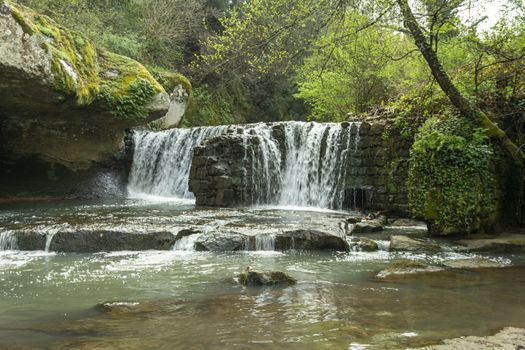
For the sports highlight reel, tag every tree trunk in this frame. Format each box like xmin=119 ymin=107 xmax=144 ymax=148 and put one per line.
xmin=396 ymin=0 xmax=525 ymax=166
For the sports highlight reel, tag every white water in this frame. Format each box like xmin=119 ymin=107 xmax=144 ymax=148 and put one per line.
xmin=0 ymin=231 xmax=17 ymax=250
xmin=173 ymin=234 xmax=200 ymax=251
xmin=128 ymin=126 xmax=228 ymax=198
xmin=129 ymin=121 xmax=360 ymax=209
xmin=254 ymin=234 xmax=276 ymax=251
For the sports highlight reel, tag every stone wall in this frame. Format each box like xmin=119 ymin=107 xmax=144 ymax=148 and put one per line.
xmin=344 ymin=118 xmax=412 ymax=214
xmin=188 ymin=119 xmax=414 ymax=214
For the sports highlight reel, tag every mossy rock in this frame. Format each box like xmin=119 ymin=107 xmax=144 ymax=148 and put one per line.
xmin=3 ymin=1 xmax=190 ymax=122
xmin=7 ymin=1 xmax=99 ymax=105
xmin=147 ymin=66 xmax=192 ymax=94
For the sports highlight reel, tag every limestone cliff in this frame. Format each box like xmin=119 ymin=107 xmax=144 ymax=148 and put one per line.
xmin=0 ymin=0 xmax=190 ymax=175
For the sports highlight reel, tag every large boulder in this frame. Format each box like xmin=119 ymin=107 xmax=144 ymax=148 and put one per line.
xmin=49 ymin=231 xmax=176 ymax=253
xmin=0 ymin=1 xmax=190 ymax=188
xmin=275 ymin=230 xmax=350 ymax=252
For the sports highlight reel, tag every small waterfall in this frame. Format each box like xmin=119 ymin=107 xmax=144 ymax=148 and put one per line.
xmin=0 ymin=231 xmax=17 ymax=250
xmin=278 ymin=122 xmax=356 ymax=209
xmin=128 ymin=126 xmax=228 ymax=198
xmin=44 ymin=232 xmax=57 ymax=253
xmin=254 ymin=234 xmax=276 ymax=251
xmin=173 ymin=234 xmax=200 ymax=251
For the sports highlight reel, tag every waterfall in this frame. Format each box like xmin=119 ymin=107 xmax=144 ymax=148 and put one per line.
xmin=0 ymin=231 xmax=17 ymax=250
xmin=254 ymin=234 xmax=276 ymax=251
xmin=173 ymin=234 xmax=200 ymax=251
xmin=278 ymin=122 xmax=355 ymax=209
xmin=128 ymin=126 xmax=228 ymax=199
xmin=128 ymin=121 xmax=360 ymax=209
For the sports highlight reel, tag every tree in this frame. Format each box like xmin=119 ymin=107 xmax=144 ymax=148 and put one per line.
xmin=396 ymin=0 xmax=525 ymax=166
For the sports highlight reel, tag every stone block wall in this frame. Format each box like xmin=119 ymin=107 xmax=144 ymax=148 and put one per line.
xmin=344 ymin=119 xmax=413 ymax=214
xmin=188 ymin=120 xmax=414 ymax=214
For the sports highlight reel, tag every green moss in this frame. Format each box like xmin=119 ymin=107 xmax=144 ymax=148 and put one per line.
xmin=8 ymin=1 xmax=100 ymax=105
xmin=408 ymin=116 xmax=498 ymax=235
xmin=147 ymin=66 xmax=192 ymax=93
xmin=97 ymin=50 xmax=163 ymax=120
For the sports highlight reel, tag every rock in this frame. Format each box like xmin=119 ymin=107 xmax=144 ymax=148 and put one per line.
xmin=238 ymin=267 xmax=296 ymax=287
xmin=275 ymin=230 xmax=350 ymax=252
xmin=365 ymin=212 xmax=387 ymax=225
xmin=13 ymin=231 xmax=46 ymax=250
xmin=49 ymin=231 xmax=176 ymax=253
xmin=389 ymin=218 xmax=427 ymax=227
xmin=442 ymin=257 xmax=508 ymax=270
xmin=351 ymin=220 xmax=384 ymax=234
xmin=0 ymin=2 xmax=190 ymax=175
xmin=455 ymin=234 xmax=525 ymax=253
xmin=349 ymin=237 xmax=378 ymax=252
xmin=345 ymin=216 xmax=362 ymax=224
xmin=376 ymin=260 xmax=444 ymax=279
xmin=174 ymin=228 xmax=200 ymax=241
xmin=194 ymin=231 xmax=247 ymax=251
xmin=389 ymin=235 xmax=442 ymax=252
xmin=412 ymin=327 xmax=525 ymax=350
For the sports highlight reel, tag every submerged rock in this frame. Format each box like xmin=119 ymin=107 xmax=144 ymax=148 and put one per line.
xmin=442 ymin=257 xmax=508 ymax=270
xmin=49 ymin=231 xmax=176 ymax=253
xmin=413 ymin=327 xmax=525 ymax=349
xmin=376 ymin=260 xmax=445 ymax=279
xmin=389 ymin=235 xmax=442 ymax=253
xmin=275 ymin=230 xmax=350 ymax=252
xmin=238 ymin=267 xmax=297 ymax=287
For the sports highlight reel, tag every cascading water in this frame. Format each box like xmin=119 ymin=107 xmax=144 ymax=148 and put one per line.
xmin=0 ymin=231 xmax=17 ymax=250
xmin=254 ymin=234 xmax=276 ymax=251
xmin=128 ymin=121 xmax=360 ymax=209
xmin=278 ymin=122 xmax=356 ymax=209
xmin=128 ymin=126 xmax=228 ymax=199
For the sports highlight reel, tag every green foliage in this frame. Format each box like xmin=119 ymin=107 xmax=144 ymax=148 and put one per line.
xmin=408 ymin=116 xmax=498 ymax=234
xmin=183 ymin=84 xmax=245 ymax=127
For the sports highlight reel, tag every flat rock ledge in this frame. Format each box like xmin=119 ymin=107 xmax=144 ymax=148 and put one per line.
xmin=412 ymin=327 xmax=525 ymax=350
xmin=11 ymin=231 xmax=176 ymax=252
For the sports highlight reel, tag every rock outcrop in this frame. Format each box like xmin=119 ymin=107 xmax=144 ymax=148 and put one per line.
xmin=0 ymin=1 xmax=190 ymax=196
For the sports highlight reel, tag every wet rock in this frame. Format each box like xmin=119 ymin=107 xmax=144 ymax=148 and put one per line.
xmin=365 ymin=212 xmax=387 ymax=225
xmin=442 ymin=257 xmax=508 ymax=270
xmin=455 ymin=234 xmax=525 ymax=253
xmin=351 ymin=220 xmax=384 ymax=234
xmin=345 ymin=216 xmax=362 ymax=224
xmin=194 ymin=231 xmax=247 ymax=251
xmin=174 ymin=228 xmax=200 ymax=241
xmin=413 ymin=327 xmax=525 ymax=349
xmin=389 ymin=235 xmax=442 ymax=252
xmin=238 ymin=267 xmax=297 ymax=287
xmin=376 ymin=260 xmax=444 ymax=279
xmin=349 ymin=237 xmax=378 ymax=252
xmin=49 ymin=231 xmax=176 ymax=253
xmin=14 ymin=231 xmax=46 ymax=250
xmin=275 ymin=230 xmax=350 ymax=252
xmin=389 ymin=218 xmax=427 ymax=227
